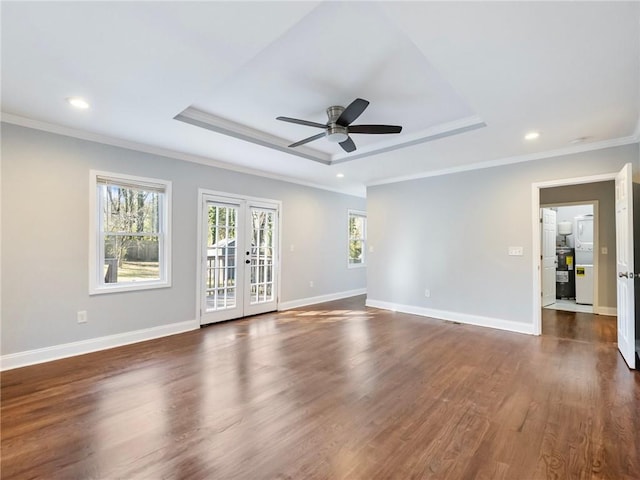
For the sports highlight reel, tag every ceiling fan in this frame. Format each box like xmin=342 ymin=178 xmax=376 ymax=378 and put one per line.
xmin=276 ymin=98 xmax=402 ymax=153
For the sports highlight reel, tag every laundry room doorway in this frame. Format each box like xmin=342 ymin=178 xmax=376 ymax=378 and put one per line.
xmin=540 ymin=202 xmax=597 ymax=314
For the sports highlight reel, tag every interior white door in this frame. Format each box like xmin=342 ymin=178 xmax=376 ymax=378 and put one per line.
xmin=541 ymin=208 xmax=557 ymax=307
xmin=200 ymin=194 xmax=279 ymax=325
xmin=615 ymin=163 xmax=636 ymax=369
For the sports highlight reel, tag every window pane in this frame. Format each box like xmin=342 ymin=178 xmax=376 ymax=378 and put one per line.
xmin=348 ymin=212 xmax=366 ymax=265
xmin=93 ymin=173 xmax=170 ymax=294
xmin=102 ymin=185 xmax=160 ymax=233
xmin=349 ymin=216 xmax=364 ymax=240
xmin=104 ymin=235 xmax=160 ymax=283
xmin=349 ymin=240 xmax=363 ymax=263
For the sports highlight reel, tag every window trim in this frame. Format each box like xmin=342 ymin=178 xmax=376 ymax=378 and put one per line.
xmin=89 ymin=170 xmax=172 ymax=295
xmin=347 ymin=209 xmax=367 ymax=269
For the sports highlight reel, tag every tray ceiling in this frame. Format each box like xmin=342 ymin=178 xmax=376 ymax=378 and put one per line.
xmin=1 ymin=1 xmax=638 ymax=196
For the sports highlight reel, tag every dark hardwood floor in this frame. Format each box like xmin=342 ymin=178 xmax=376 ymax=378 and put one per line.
xmin=542 ymin=308 xmax=617 ymax=344
xmin=2 ymin=296 xmax=639 ymax=479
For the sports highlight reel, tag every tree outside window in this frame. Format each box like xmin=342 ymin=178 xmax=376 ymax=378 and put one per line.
xmin=91 ymin=172 xmax=171 ymax=294
xmin=348 ymin=211 xmax=366 ymax=266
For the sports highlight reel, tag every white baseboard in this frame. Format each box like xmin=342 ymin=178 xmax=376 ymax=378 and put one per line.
xmin=279 ymin=288 xmax=367 ymax=311
xmin=595 ymin=306 xmax=617 ymax=316
xmin=1 ymin=319 xmax=199 ymax=371
xmin=365 ymin=299 xmax=535 ymax=335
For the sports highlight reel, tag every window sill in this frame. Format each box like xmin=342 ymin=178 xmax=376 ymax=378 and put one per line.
xmin=348 ymin=263 xmax=367 ymax=269
xmin=89 ymin=280 xmax=171 ymax=295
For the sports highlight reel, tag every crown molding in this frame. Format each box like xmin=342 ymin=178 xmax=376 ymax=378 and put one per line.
xmin=174 ymin=106 xmax=486 ymax=165
xmin=0 ymin=112 xmax=365 ymax=198
xmin=366 ymin=134 xmax=640 ymax=188
xmin=3 ymin=111 xmax=637 ymax=198
xmin=330 ymin=115 xmax=486 ymax=164
xmin=174 ymin=107 xmax=332 ymax=165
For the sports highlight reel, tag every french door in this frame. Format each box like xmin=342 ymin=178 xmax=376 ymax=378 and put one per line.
xmin=199 ymin=192 xmax=279 ymax=325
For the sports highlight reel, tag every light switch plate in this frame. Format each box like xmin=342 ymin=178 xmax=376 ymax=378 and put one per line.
xmin=508 ymin=246 xmax=524 ymax=256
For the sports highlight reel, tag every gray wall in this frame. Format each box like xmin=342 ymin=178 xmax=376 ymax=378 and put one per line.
xmin=367 ymin=143 xmax=639 ymax=327
xmin=1 ymin=123 xmax=366 ymax=354
xmin=541 ymin=182 xmax=614 ymax=308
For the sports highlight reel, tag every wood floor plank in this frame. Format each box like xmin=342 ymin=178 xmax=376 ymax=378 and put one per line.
xmin=2 ymin=296 xmax=639 ymax=479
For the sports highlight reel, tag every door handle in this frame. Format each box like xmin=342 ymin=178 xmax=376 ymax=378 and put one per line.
xmin=245 ymin=259 xmax=251 ymax=264
xmin=618 ymin=272 xmax=634 ymax=278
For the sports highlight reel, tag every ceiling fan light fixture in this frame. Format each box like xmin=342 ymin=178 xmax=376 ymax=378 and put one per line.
xmin=326 ymin=125 xmax=348 ymax=143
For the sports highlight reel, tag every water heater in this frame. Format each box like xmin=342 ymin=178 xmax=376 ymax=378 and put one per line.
xmin=558 ymin=221 xmax=573 ymax=247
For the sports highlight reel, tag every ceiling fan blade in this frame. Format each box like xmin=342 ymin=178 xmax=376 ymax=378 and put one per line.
xmin=276 ymin=116 xmax=328 ymax=129
xmin=336 ymin=98 xmax=369 ymax=126
xmin=339 ymin=137 xmax=356 ymax=153
xmin=288 ymin=132 xmax=326 ymax=148
xmin=348 ymin=125 xmax=403 ymax=134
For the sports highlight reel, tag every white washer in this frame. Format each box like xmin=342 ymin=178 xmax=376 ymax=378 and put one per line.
xmin=575 ymin=264 xmax=593 ymax=305
xmin=574 ymin=215 xmax=594 ymax=265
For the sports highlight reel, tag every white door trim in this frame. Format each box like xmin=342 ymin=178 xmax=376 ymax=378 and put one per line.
xmin=531 ymin=172 xmax=616 ymax=335
xmin=196 ymin=188 xmax=282 ymax=326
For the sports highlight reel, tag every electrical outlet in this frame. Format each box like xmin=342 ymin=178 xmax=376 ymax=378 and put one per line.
xmin=309 ymin=281 xmax=314 ymax=288
xmin=369 ymin=245 xmax=374 ymax=253
xmin=424 ymin=289 xmax=431 ymax=298
xmin=290 ymin=244 xmax=295 ymax=252
xmin=77 ymin=311 xmax=87 ymax=324
xmin=508 ymin=246 xmax=524 ymax=256
xmin=601 ymin=247 xmax=608 ymax=255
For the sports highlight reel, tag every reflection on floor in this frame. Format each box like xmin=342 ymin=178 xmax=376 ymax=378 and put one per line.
xmin=542 ymin=308 xmax=616 ymax=344
xmin=544 ymin=298 xmax=593 ymax=314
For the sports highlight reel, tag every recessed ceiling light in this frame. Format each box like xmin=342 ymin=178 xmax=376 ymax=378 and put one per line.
xmin=66 ymin=97 xmax=90 ymax=109
xmin=336 ymin=173 xmax=344 ymax=178
xmin=524 ymin=131 xmax=540 ymax=141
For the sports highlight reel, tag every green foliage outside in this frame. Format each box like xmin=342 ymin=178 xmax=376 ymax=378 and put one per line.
xmin=349 ymin=215 xmax=364 ymax=263
xmin=102 ymin=184 xmax=161 ymax=283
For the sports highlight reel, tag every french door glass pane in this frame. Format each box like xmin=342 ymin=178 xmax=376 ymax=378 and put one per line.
xmin=206 ymin=204 xmax=238 ymax=312
xmin=249 ymin=208 xmax=275 ymax=305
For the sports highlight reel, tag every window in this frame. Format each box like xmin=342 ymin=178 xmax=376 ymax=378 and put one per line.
xmin=90 ymin=171 xmax=171 ymax=294
xmin=348 ymin=210 xmax=366 ymax=267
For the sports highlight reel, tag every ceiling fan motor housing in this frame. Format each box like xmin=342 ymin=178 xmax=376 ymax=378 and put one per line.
xmin=326 ymin=105 xmax=345 ymax=123
xmin=326 ymin=106 xmax=348 ymax=143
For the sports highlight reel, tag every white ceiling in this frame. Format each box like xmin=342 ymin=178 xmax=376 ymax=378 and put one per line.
xmin=2 ymin=1 xmax=639 ymax=197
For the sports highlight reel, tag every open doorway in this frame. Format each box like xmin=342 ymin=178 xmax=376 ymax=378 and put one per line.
xmin=532 ymin=164 xmax=637 ymax=369
xmin=540 ymin=202 xmax=596 ymax=314
xmin=532 ymin=175 xmax=619 ymax=342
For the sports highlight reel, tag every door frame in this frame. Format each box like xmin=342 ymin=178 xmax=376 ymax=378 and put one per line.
xmin=539 ymin=201 xmax=599 ymax=311
xmin=195 ymin=188 xmax=282 ymax=325
xmin=531 ymin=172 xmax=616 ymax=335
